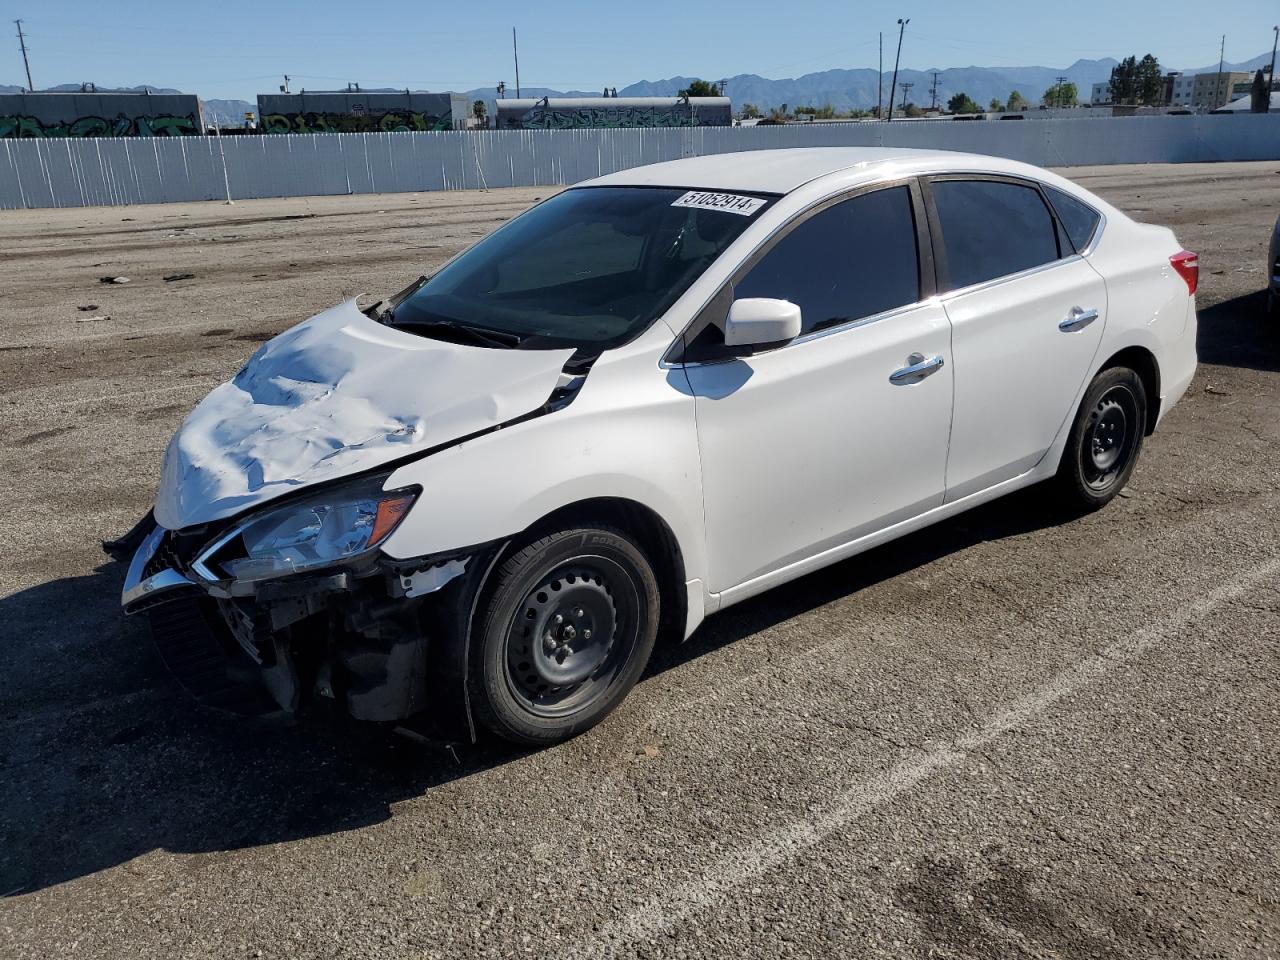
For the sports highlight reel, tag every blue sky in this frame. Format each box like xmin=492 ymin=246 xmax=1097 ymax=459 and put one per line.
xmin=7 ymin=0 xmax=1278 ymax=100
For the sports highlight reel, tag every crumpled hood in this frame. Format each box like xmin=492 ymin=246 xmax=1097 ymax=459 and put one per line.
xmin=154 ymin=299 xmax=574 ymax=531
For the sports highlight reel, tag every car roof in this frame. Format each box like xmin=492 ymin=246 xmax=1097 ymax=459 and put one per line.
xmin=585 ymin=147 xmax=1044 ymax=195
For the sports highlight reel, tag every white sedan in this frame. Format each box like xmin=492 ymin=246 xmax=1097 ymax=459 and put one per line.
xmin=119 ymin=148 xmax=1199 ymax=746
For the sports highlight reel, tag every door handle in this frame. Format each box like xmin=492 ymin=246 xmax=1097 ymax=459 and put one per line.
xmin=1059 ymin=306 xmax=1100 ymax=332
xmin=889 ymin=352 xmax=945 ymax=384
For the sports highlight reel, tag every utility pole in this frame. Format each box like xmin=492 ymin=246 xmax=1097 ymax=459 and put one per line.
xmin=512 ymin=27 xmax=521 ymax=99
xmin=1268 ymin=25 xmax=1278 ymax=110
xmin=1054 ymin=75 xmax=1068 ymax=108
xmin=878 ymin=32 xmax=883 ymax=119
xmin=1215 ymin=35 xmax=1225 ymax=110
xmin=888 ymin=17 xmax=909 ymax=121
xmin=14 ymin=19 xmax=34 ymax=92
xmin=929 ymin=71 xmax=940 ymax=110
xmin=280 ymin=74 xmax=291 ymax=94
xmin=900 ymin=81 xmax=913 ymax=114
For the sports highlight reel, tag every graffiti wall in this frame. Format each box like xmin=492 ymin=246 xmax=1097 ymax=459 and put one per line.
xmin=496 ymin=97 xmax=732 ymax=130
xmin=257 ymin=92 xmax=466 ymax=134
xmin=0 ymin=93 xmax=204 ymax=138
xmin=259 ymin=110 xmax=453 ymax=135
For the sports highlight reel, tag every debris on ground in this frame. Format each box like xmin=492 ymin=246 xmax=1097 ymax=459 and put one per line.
xmin=99 ymin=276 xmax=131 ymax=284
xmin=163 ymin=273 xmax=196 ymax=282
xmin=74 ymin=315 xmax=110 ymax=323
xmin=77 ymin=304 xmax=99 ymax=311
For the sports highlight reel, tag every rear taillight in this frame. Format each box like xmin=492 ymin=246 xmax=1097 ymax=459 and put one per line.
xmin=1169 ymin=250 xmax=1198 ymax=295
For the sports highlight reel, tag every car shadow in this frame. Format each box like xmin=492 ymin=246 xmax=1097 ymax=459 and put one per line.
xmin=1195 ymin=289 xmax=1280 ymax=372
xmin=0 ymin=486 xmax=1070 ymax=898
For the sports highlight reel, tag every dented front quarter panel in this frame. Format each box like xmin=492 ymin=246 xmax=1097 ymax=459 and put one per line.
xmin=153 ymin=299 xmax=574 ymax=531
xmin=380 ymin=318 xmax=710 ymax=634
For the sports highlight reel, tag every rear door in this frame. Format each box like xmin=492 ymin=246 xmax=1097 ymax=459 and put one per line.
xmin=924 ymin=176 xmax=1107 ymax=501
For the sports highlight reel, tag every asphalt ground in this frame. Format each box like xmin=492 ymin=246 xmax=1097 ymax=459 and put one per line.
xmin=1 ymin=161 xmax=1278 ymax=959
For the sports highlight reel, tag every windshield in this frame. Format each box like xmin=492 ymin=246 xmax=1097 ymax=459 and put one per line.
xmin=388 ymin=186 xmax=772 ymax=351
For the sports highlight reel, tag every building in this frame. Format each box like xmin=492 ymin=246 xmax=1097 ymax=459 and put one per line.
xmin=1090 ymin=82 xmax=1111 ymax=105
xmin=1168 ymin=72 xmax=1195 ymax=107
xmin=1231 ymin=75 xmax=1280 ymax=98
xmin=495 ymin=97 xmax=732 ymax=130
xmin=1192 ymin=71 xmax=1251 ymax=111
xmin=256 ymin=90 xmax=469 ymax=134
xmin=0 ymin=88 xmax=204 ymax=138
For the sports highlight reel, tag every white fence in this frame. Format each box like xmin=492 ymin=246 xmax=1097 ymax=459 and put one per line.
xmin=3 ymin=114 xmax=1279 ymax=210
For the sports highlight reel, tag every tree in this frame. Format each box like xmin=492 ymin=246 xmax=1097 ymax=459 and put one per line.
xmin=1043 ymin=81 xmax=1078 ymax=107
xmin=740 ymin=102 xmax=762 ymax=119
xmin=947 ymin=91 xmax=982 ymax=114
xmin=471 ymin=99 xmax=487 ymax=122
xmin=680 ymin=79 xmax=721 ymax=98
xmin=1110 ymin=54 xmax=1164 ymax=105
xmin=1007 ymin=90 xmax=1029 ymax=111
xmin=1109 ymin=56 xmax=1138 ymax=104
xmin=903 ymin=102 xmax=924 ymax=118
xmin=767 ymin=103 xmax=790 ymax=122
xmin=989 ymin=97 xmax=1004 ymax=112
xmin=1137 ymin=54 xmax=1165 ymax=105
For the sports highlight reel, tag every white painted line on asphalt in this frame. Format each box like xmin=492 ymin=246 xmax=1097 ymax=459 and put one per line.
xmin=575 ymin=555 xmax=1280 ymax=958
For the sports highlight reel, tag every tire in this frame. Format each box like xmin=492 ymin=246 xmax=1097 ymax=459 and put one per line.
xmin=470 ymin=526 xmax=660 ymax=746
xmin=1055 ymin=366 xmax=1147 ymax=511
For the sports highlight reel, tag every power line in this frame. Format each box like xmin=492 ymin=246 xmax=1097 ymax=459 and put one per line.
xmin=14 ymin=19 xmax=34 ymax=91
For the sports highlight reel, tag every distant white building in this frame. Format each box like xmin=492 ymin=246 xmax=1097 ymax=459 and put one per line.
xmin=1169 ymin=73 xmax=1195 ymax=107
xmin=1090 ymin=82 xmax=1111 ymax=105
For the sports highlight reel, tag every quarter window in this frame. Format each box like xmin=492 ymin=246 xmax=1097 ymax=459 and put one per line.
xmin=733 ymin=186 xmax=920 ymax=335
xmin=932 ymin=179 xmax=1060 ymax=290
xmin=1045 ymin=185 xmax=1102 ymax=253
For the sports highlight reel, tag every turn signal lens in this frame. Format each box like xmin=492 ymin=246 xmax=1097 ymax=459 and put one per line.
xmin=370 ymin=494 xmax=415 ymax=546
xmin=1169 ymin=250 xmax=1198 ymax=295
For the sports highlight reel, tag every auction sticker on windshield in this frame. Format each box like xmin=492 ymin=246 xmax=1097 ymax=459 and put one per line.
xmin=671 ymin=191 xmax=767 ymax=216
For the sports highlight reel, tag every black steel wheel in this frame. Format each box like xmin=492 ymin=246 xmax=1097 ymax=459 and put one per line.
xmin=1056 ymin=366 xmax=1147 ymax=510
xmin=471 ymin=526 xmax=659 ymax=745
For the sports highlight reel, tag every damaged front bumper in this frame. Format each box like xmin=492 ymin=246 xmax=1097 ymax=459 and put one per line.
xmin=121 ymin=519 xmax=485 ymax=734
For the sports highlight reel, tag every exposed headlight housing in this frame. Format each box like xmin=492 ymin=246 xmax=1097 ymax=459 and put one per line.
xmin=193 ymin=475 xmax=417 ymax=583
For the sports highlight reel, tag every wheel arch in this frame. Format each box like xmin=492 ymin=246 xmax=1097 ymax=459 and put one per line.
xmin=1099 ymin=344 xmax=1161 ymax=435
xmin=489 ymin=497 xmax=689 ymax=646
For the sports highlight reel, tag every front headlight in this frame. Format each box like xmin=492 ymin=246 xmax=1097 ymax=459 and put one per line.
xmin=194 ymin=476 xmax=417 ymax=583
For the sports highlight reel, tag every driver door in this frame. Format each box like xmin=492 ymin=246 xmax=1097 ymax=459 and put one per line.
xmin=679 ymin=183 xmax=954 ymax=596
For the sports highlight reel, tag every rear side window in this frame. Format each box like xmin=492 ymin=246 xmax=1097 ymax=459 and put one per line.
xmin=733 ymin=185 xmax=919 ymax=335
xmin=932 ymin=179 xmax=1059 ymax=290
xmin=1045 ymin=185 xmax=1102 ymax=253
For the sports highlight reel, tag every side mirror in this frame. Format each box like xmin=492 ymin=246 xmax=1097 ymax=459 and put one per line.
xmin=724 ymin=298 xmax=802 ymax=350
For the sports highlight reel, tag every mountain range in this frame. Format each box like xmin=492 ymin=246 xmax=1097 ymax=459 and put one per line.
xmin=4 ymin=52 xmax=1275 ymax=124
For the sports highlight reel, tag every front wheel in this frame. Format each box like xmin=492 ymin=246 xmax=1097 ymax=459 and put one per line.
xmin=470 ymin=526 xmax=660 ymax=746
xmin=1055 ymin=366 xmax=1147 ymax=511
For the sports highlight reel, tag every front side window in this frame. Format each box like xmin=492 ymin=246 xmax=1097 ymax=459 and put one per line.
xmin=932 ymin=179 xmax=1060 ymax=290
xmin=390 ymin=186 xmax=769 ymax=351
xmin=732 ymin=185 xmax=920 ymax=335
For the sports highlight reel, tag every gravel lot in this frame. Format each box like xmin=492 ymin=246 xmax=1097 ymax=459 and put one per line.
xmin=1 ymin=161 xmax=1278 ymax=960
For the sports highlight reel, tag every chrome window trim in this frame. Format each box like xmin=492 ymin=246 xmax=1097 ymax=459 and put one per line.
xmin=936 ymin=252 xmax=1085 ymax=302
xmin=670 ymin=297 xmax=942 ymax=369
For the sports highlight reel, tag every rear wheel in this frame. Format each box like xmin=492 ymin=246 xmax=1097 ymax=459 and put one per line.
xmin=1055 ymin=366 xmax=1147 ymax=510
xmin=471 ymin=526 xmax=659 ymax=746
